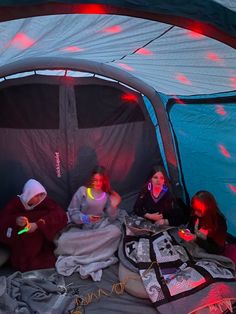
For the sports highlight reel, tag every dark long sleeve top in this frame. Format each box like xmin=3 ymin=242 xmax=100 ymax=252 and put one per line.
xmin=133 ymin=189 xmax=186 ymax=227
xmin=0 ymin=196 xmax=68 ymax=271
xmin=188 ymin=213 xmax=227 ymax=254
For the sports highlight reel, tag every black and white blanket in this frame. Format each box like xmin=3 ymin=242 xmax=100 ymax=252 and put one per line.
xmin=119 ymin=216 xmax=236 ymax=314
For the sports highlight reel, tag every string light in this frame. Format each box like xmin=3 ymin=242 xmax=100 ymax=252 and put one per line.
xmin=71 ymin=261 xmax=160 ymax=314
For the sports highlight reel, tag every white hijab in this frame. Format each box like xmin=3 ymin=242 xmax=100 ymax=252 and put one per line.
xmin=18 ymin=179 xmax=47 ymax=210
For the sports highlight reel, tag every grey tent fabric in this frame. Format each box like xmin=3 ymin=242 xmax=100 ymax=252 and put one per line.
xmin=0 ymin=0 xmax=235 ymax=46
xmin=0 ymin=75 xmax=162 ymax=209
xmin=0 ymin=14 xmax=235 ymax=96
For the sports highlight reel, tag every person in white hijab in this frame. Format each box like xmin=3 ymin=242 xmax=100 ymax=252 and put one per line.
xmin=0 ymin=179 xmax=67 ymax=272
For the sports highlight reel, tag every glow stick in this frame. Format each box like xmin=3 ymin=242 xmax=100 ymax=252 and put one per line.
xmin=18 ymin=227 xmax=29 ymax=235
xmin=18 ymin=222 xmax=30 ymax=235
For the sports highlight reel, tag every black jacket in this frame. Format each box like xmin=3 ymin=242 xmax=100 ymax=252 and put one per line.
xmin=188 ymin=213 xmax=227 ymax=254
xmin=133 ymin=189 xmax=187 ymax=227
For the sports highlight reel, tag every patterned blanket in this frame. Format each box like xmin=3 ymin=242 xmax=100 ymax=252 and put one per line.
xmin=120 ymin=216 xmax=236 ymax=314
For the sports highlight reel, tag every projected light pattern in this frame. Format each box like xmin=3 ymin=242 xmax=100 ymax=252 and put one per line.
xmin=176 ymin=74 xmax=192 ymax=85
xmin=61 ymin=46 xmax=84 ymax=52
xmin=173 ymin=96 xmax=186 ymax=105
xmin=135 ymin=48 xmax=153 ymax=55
xmin=215 ymin=105 xmax=227 ymax=116
xmin=117 ymin=63 xmax=135 ymax=71
xmin=228 ymin=184 xmax=236 ymax=194
xmin=100 ymin=25 xmax=122 ymax=33
xmin=10 ymin=33 xmax=35 ymax=49
xmin=206 ymin=52 xmax=223 ymax=63
xmin=0 ymin=14 xmax=235 ymax=95
xmin=230 ymin=77 xmax=236 ymax=88
xmin=121 ymin=93 xmax=138 ymax=102
xmin=72 ymin=4 xmax=107 ymax=14
xmin=218 ymin=144 xmax=231 ymax=158
xmin=186 ymin=30 xmax=205 ymax=40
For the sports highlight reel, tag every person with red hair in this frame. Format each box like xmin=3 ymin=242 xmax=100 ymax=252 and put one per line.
xmin=183 ymin=190 xmax=227 ymax=254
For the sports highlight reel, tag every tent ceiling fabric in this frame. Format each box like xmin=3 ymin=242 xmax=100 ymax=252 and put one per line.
xmin=0 ymin=13 xmax=235 ymax=96
xmin=0 ymin=1 xmax=235 ymax=46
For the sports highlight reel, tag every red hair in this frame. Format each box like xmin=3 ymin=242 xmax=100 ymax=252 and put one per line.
xmin=191 ymin=190 xmax=225 ymax=232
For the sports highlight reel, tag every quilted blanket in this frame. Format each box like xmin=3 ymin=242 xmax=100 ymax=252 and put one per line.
xmin=119 ymin=216 xmax=236 ymax=314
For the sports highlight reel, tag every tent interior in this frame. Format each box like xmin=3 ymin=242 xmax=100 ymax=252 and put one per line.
xmin=0 ymin=1 xmax=236 ymax=313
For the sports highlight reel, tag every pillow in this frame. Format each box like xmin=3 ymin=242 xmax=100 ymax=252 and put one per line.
xmin=118 ymin=262 xmax=148 ymax=299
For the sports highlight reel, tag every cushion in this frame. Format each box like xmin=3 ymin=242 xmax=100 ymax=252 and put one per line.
xmin=118 ymin=262 xmax=148 ymax=299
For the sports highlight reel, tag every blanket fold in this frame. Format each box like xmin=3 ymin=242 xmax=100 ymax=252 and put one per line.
xmin=55 ymin=218 xmax=121 ymax=281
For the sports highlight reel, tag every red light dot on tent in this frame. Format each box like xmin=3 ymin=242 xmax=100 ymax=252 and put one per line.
xmin=100 ymin=25 xmax=122 ymax=33
xmin=121 ymin=93 xmax=138 ymax=102
xmin=218 ymin=144 xmax=231 ymax=158
xmin=230 ymin=77 xmax=236 ymax=88
xmin=61 ymin=46 xmax=84 ymax=52
xmin=72 ymin=4 xmax=107 ymax=14
xmin=228 ymin=184 xmax=236 ymax=194
xmin=173 ymin=95 xmax=186 ymax=105
xmin=10 ymin=33 xmax=35 ymax=49
xmin=206 ymin=52 xmax=222 ymax=62
xmin=62 ymin=76 xmax=76 ymax=85
xmin=187 ymin=22 xmax=207 ymax=38
xmin=186 ymin=30 xmax=205 ymax=39
xmin=135 ymin=48 xmax=153 ymax=55
xmin=176 ymin=73 xmax=191 ymax=85
xmin=215 ymin=105 xmax=227 ymax=116
xmin=117 ymin=63 xmax=135 ymax=71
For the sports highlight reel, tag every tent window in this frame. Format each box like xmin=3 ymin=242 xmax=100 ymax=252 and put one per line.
xmin=74 ymin=85 xmax=145 ymax=128
xmin=0 ymin=84 xmax=59 ymax=129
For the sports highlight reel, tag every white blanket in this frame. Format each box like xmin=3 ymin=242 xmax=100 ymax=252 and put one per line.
xmin=55 ymin=218 xmax=121 ymax=281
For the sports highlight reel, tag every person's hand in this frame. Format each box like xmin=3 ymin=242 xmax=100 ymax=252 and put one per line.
xmin=178 ymin=229 xmax=196 ymax=242
xmin=16 ymin=216 xmax=29 ymax=227
xmin=110 ymin=191 xmax=121 ymax=208
xmin=194 ymin=218 xmax=208 ymax=240
xmin=156 ymin=218 xmax=165 ymax=226
xmin=145 ymin=212 xmax=163 ymax=222
xmin=28 ymin=222 xmax=38 ymax=233
xmin=196 ymin=228 xmax=208 ymax=240
xmin=89 ymin=215 xmax=101 ymax=223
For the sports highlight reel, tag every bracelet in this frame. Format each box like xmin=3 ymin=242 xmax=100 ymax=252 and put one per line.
xmin=82 ymin=214 xmax=90 ymax=224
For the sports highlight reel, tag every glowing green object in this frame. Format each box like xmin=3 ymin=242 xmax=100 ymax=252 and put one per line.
xmin=17 ymin=227 xmax=29 ymax=235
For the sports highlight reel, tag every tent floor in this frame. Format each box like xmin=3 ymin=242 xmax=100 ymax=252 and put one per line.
xmin=0 ymin=263 xmax=235 ymax=314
